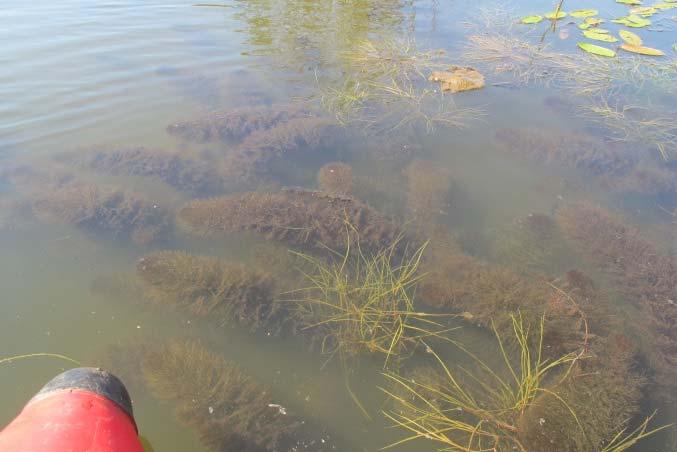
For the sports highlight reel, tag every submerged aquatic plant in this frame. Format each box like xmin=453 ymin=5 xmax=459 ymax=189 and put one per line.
xmin=319 ymin=37 xmax=485 ymax=133
xmin=166 ymin=103 xmax=315 ymax=144
xmin=382 ymin=313 xmax=666 ymax=451
xmin=556 ymin=202 xmax=677 ymax=400
xmin=418 ymin=248 xmax=590 ymax=357
xmin=494 ymin=127 xmax=638 ymax=176
xmin=317 ymin=162 xmax=354 ymax=195
xmin=404 ymin=159 xmax=454 ymax=230
xmin=579 ymin=100 xmax=677 ymax=161
xmin=491 ymin=212 xmax=576 ymax=276
xmin=30 ymin=182 xmax=171 ymax=246
xmin=382 ymin=314 xmax=583 ymax=451
xmin=60 ymin=146 xmax=225 ymax=195
xmin=222 ymin=116 xmax=343 ymax=183
xmin=177 ymin=188 xmax=404 ymax=253
xmin=136 ymin=251 xmax=281 ymax=332
xmin=142 ymin=340 xmax=308 ymax=452
xmin=289 ymin=237 xmax=448 ymax=367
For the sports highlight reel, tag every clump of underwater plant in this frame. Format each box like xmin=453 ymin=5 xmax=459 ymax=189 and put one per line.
xmin=288 ymin=236 xmax=450 ymax=368
xmin=317 ymin=162 xmax=354 ymax=195
xmin=30 ymin=181 xmax=171 ymax=246
xmin=556 ymin=202 xmax=677 ymax=401
xmin=404 ymin=159 xmax=454 ymax=231
xmin=142 ymin=340 xmax=326 ymax=452
xmin=382 ymin=313 xmax=669 ymax=451
xmin=318 ymin=37 xmax=485 ymax=133
xmin=166 ymin=102 xmax=315 ymax=144
xmin=222 ymin=116 xmax=343 ymax=183
xmin=177 ymin=188 xmax=404 ymax=253
xmin=136 ymin=250 xmax=282 ymax=332
xmin=418 ymin=247 xmax=590 ymax=357
xmin=59 ymin=146 xmax=225 ymax=196
xmin=381 ymin=313 xmax=584 ymax=451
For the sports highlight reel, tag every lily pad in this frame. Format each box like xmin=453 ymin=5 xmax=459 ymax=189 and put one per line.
xmin=619 ymin=30 xmax=643 ymax=45
xmin=613 ymin=15 xmax=651 ymax=27
xmin=653 ymin=2 xmax=677 ymax=9
xmin=578 ymin=42 xmax=616 ymax=57
xmin=521 ymin=15 xmax=544 ymax=24
xmin=545 ymin=11 xmax=567 ymax=20
xmin=570 ymin=9 xmax=599 ymax=17
xmin=616 ymin=0 xmax=642 ymax=4
xmin=620 ymin=44 xmax=665 ymax=55
xmin=579 ymin=17 xmax=605 ymax=29
xmin=630 ymin=6 xmax=658 ymax=15
xmin=583 ymin=30 xmax=619 ymax=42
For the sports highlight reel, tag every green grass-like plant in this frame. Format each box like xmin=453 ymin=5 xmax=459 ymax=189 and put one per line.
xmin=289 ymin=236 xmax=452 ymax=368
xmin=381 ymin=313 xmax=583 ymax=451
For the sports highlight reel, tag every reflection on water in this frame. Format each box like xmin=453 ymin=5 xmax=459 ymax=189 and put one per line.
xmin=1 ymin=0 xmax=676 ymax=451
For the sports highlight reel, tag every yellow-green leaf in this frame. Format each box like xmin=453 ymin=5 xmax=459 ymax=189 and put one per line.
xmin=613 ymin=15 xmax=651 ymax=27
xmin=578 ymin=42 xmax=616 ymax=57
xmin=579 ymin=23 xmax=591 ymax=30
xmin=586 ymin=17 xmax=604 ymax=24
xmin=673 ymin=43 xmax=677 ymax=51
xmin=653 ymin=2 xmax=676 ymax=9
xmin=617 ymin=0 xmax=642 ymax=4
xmin=570 ymin=9 xmax=599 ymax=17
xmin=545 ymin=11 xmax=567 ymax=20
xmin=619 ymin=30 xmax=643 ymax=45
xmin=620 ymin=43 xmax=665 ymax=55
xmin=630 ymin=6 xmax=658 ymax=15
xmin=583 ymin=29 xmax=619 ymax=42
xmin=521 ymin=15 xmax=544 ymax=24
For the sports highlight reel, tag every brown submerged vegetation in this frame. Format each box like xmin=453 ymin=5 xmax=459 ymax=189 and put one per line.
xmin=166 ymin=103 xmax=315 ymax=143
xmin=317 ymin=162 xmax=353 ymax=195
xmin=404 ymin=159 xmax=453 ymax=229
xmin=136 ymin=251 xmax=281 ymax=332
xmin=494 ymin=128 xmax=638 ymax=177
xmin=142 ymin=340 xmax=306 ymax=452
xmin=556 ymin=202 xmax=677 ymax=400
xmin=604 ymin=165 xmax=677 ymax=196
xmin=418 ymin=246 xmax=606 ymax=356
xmin=221 ymin=117 xmax=344 ymax=183
xmin=30 ymin=182 xmax=171 ymax=246
xmin=492 ymin=212 xmax=577 ymax=276
xmin=61 ymin=146 xmax=225 ymax=195
xmin=177 ymin=188 xmax=404 ymax=252
xmin=518 ymin=335 xmax=646 ymax=451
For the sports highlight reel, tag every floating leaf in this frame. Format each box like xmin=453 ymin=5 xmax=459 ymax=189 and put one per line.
xmin=653 ymin=2 xmax=677 ymax=9
xmin=578 ymin=42 xmax=616 ymax=57
xmin=619 ymin=30 xmax=643 ymax=45
xmin=630 ymin=6 xmax=658 ymax=15
xmin=545 ymin=11 xmax=567 ymax=20
xmin=585 ymin=17 xmax=605 ymax=25
xmin=616 ymin=0 xmax=642 ymax=4
xmin=613 ymin=14 xmax=651 ymax=27
xmin=620 ymin=43 xmax=665 ymax=55
xmin=583 ymin=30 xmax=619 ymax=42
xmin=579 ymin=23 xmax=591 ymax=30
xmin=521 ymin=15 xmax=544 ymax=24
xmin=571 ymin=9 xmax=599 ymax=17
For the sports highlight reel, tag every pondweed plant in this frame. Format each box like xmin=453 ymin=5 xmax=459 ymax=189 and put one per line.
xmin=289 ymin=235 xmax=452 ymax=369
xmin=381 ymin=314 xmax=584 ymax=451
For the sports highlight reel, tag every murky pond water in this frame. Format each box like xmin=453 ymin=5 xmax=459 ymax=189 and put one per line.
xmin=1 ymin=1 xmax=676 ymax=451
